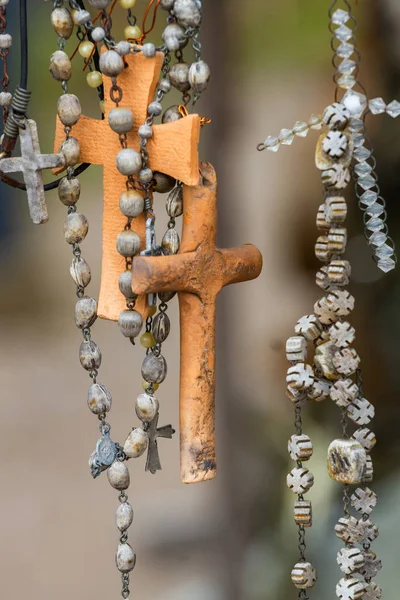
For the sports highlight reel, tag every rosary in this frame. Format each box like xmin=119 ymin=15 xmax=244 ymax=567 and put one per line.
xmin=0 ymin=0 xmax=396 ymax=598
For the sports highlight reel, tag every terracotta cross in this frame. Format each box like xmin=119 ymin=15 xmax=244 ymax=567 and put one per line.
xmin=145 ymin=413 xmax=175 ymax=475
xmin=0 ymin=119 xmax=65 ymax=224
xmin=53 ymin=52 xmax=201 ymax=321
xmin=132 ymin=163 xmax=263 ymax=484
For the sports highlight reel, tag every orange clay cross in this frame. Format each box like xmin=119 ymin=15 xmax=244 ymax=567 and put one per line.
xmin=131 ymin=163 xmax=263 ymax=484
xmin=54 ymin=51 xmax=201 ymax=321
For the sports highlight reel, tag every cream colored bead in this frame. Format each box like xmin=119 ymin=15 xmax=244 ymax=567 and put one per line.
xmin=57 ymin=94 xmax=81 ymax=127
xmin=326 ymin=196 xmax=348 ymax=224
xmin=116 ymin=543 xmax=136 ymax=573
xmin=288 ymin=434 xmax=313 ymax=461
xmin=291 ymin=562 xmax=317 ymax=589
xmin=116 ymin=502 xmax=134 ymax=532
xmin=135 ymin=393 xmax=159 ymax=423
xmin=333 ymin=347 xmax=360 ymax=376
xmin=120 ymin=0 xmax=136 ymax=7
xmin=336 ymin=577 xmax=367 ymax=600
xmin=329 ymin=321 xmax=356 ymax=348
xmin=294 ymin=501 xmax=312 ymax=527
xmin=125 ymin=25 xmax=142 ymax=40
xmin=315 ymin=235 xmax=331 ymax=262
xmin=108 ymin=107 xmax=134 ymax=134
xmin=326 ymin=289 xmax=355 ymax=317
xmin=328 ymin=227 xmax=347 ymax=254
xmin=51 ymin=7 xmax=74 ymax=40
xmin=286 ymin=363 xmax=314 ymax=391
xmin=363 ymin=455 xmax=374 ymax=483
xmin=335 ymin=516 xmax=362 ymax=544
xmin=328 ymin=438 xmax=367 ymax=484
xmin=287 ymin=467 xmax=314 ymax=494
xmin=316 ymin=204 xmax=330 ymax=231
xmin=363 ymin=583 xmax=382 ymax=600
xmin=295 ymin=315 xmax=322 ymax=341
xmin=87 ymin=71 xmax=103 ymax=88
xmin=79 ymin=41 xmax=95 ymax=59
xmin=322 ymin=164 xmax=351 ymax=190
xmin=327 ymin=260 xmax=351 ymax=286
xmin=314 ymin=297 xmax=337 ymax=325
xmin=358 ymin=519 xmax=379 ymax=544
xmin=307 ymin=378 xmax=331 ymax=401
xmin=316 ymin=266 xmax=331 ymax=291
xmin=100 ymin=50 xmax=124 ymax=77
xmin=352 ymin=427 xmax=376 ymax=451
xmin=286 ymin=336 xmax=308 ymax=362
xmin=347 ymin=397 xmax=375 ymax=426
xmin=286 ymin=386 xmax=308 ymax=407
xmin=351 ymin=487 xmax=377 ymax=514
xmin=314 ymin=341 xmax=340 ymax=381
xmin=108 ymin=461 xmax=130 ymax=490
xmin=59 ymin=136 xmax=80 ymax=166
xmin=330 ymin=378 xmax=359 ymax=407
xmin=123 ymin=428 xmax=149 ymax=458
xmin=49 ymin=50 xmax=72 ymax=81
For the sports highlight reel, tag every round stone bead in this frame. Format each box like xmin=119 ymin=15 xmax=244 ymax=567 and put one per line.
xmin=118 ymin=310 xmax=143 ymax=338
xmin=158 ymin=78 xmax=171 ymax=93
xmin=51 ymin=8 xmax=74 ymax=40
xmin=116 ymin=543 xmax=136 ymax=573
xmin=116 ymin=502 xmax=134 ymax=532
xmin=160 ymin=0 xmax=174 ymax=8
xmin=116 ymin=148 xmax=142 ymax=176
xmin=140 ymin=332 xmax=156 ymax=348
xmin=116 ymin=230 xmax=141 ymax=257
xmin=87 ymin=71 xmax=103 ymax=88
xmin=49 ymin=50 xmax=72 ymax=81
xmin=148 ymin=101 xmax=162 ymax=116
xmin=78 ymin=41 xmax=95 ymax=59
xmin=0 ymin=34 xmax=12 ymax=48
xmin=79 ymin=340 xmax=102 ymax=370
xmin=0 ymin=91 xmax=12 ymax=106
xmin=189 ymin=60 xmax=210 ymax=93
xmin=154 ymin=172 xmax=176 ymax=193
xmin=142 ymin=43 xmax=156 ymax=58
xmin=138 ymin=124 xmax=153 ymax=139
xmin=152 ymin=312 xmax=171 ymax=343
xmin=162 ymin=105 xmax=183 ymax=124
xmin=75 ymin=296 xmax=97 ymax=329
xmin=139 ymin=168 xmax=153 ymax=184
xmin=119 ymin=270 xmax=137 ymax=300
xmin=166 ymin=186 xmax=183 ymax=218
xmin=60 ymin=136 xmax=80 ymax=166
xmin=169 ymin=62 xmax=191 ymax=92
xmin=100 ymin=50 xmax=124 ymax=77
xmin=123 ymin=428 xmax=148 ymax=458
xmin=75 ymin=10 xmax=91 ymax=25
xmin=108 ymin=107 xmax=134 ymax=134
xmin=327 ymin=438 xmax=367 ymax=484
xmin=162 ymin=228 xmax=180 ymax=255
xmin=291 ymin=562 xmax=317 ymax=589
xmin=70 ymin=257 xmax=91 ymax=288
xmin=91 ymin=26 xmax=106 ymax=42
xmin=142 ymin=354 xmax=167 ymax=384
xmin=116 ymin=41 xmax=131 ymax=56
xmin=162 ymin=23 xmax=187 ymax=52
xmin=88 ymin=0 xmax=110 ymax=8
xmin=58 ymin=176 xmax=81 ymax=206
xmin=119 ymin=189 xmax=144 ymax=217
xmin=135 ymin=393 xmax=159 ymax=423
xmin=125 ymin=25 xmax=142 ymax=40
xmin=173 ymin=0 xmax=202 ymax=27
xmin=64 ymin=213 xmax=88 ymax=244
xmin=57 ymin=94 xmax=81 ymax=127
xmin=108 ymin=461 xmax=130 ymax=490
xmin=120 ymin=0 xmax=137 ymax=8
xmin=88 ymin=383 xmax=112 ymax=415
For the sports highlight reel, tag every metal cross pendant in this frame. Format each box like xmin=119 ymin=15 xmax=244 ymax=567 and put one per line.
xmin=145 ymin=412 xmax=175 ymax=475
xmin=0 ymin=119 xmax=65 ymax=224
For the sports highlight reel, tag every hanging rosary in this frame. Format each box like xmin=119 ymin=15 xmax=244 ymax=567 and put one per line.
xmin=0 ymin=0 xmax=263 ymax=597
xmin=258 ymin=2 xmax=395 ymax=599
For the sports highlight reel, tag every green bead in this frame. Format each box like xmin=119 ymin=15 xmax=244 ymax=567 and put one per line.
xmin=140 ymin=332 xmax=156 ymax=348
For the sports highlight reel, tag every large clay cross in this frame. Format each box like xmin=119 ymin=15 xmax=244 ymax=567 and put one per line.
xmin=132 ymin=163 xmax=263 ymax=484
xmin=54 ymin=52 xmax=201 ymax=321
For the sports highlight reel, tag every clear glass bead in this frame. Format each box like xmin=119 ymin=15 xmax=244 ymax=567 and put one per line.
xmin=279 ymin=129 xmax=295 ymax=145
xmin=386 ymin=100 xmax=400 ymax=118
xmin=353 ymin=133 xmax=366 ymax=147
xmin=332 ymin=9 xmax=350 ymax=25
xmin=378 ymin=257 xmax=396 ymax=273
xmin=293 ymin=121 xmax=309 ymax=137
xmin=360 ymin=190 xmax=379 ymax=207
xmin=368 ymin=97 xmax=386 ymax=115
xmin=336 ymin=42 xmax=355 ymax=59
xmin=369 ymin=231 xmax=386 ymax=247
xmin=341 ymin=90 xmax=367 ymax=117
xmin=335 ymin=25 xmax=353 ymax=42
xmin=353 ymin=146 xmax=371 ymax=162
xmin=358 ymin=175 xmax=376 ymax=191
xmin=348 ymin=118 xmax=364 ymax=133
xmin=375 ymin=244 xmax=393 ymax=258
xmin=338 ymin=59 xmax=357 ymax=75
xmin=366 ymin=217 xmax=385 ymax=232
xmin=265 ymin=136 xmax=280 ymax=152
xmin=309 ymin=114 xmax=322 ymax=130
xmin=366 ymin=202 xmax=385 ymax=217
xmin=354 ymin=162 xmax=373 ymax=177
xmin=337 ymin=74 xmax=356 ymax=90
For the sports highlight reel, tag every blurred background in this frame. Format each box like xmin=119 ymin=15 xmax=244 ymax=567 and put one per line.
xmin=0 ymin=1 xmax=399 ymax=599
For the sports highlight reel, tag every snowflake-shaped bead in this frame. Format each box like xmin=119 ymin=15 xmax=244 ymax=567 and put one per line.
xmin=323 ymin=102 xmax=350 ymax=130
xmin=314 ymin=297 xmax=338 ymax=325
xmin=335 ymin=516 xmax=362 ymax=544
xmin=316 ymin=266 xmax=333 ymax=291
xmin=317 ymin=204 xmax=330 ymax=231
xmin=288 ymin=434 xmax=313 ymax=461
xmin=337 ymin=547 xmax=365 ymax=575
xmin=327 ymin=260 xmax=351 ymax=286
xmin=330 ymin=378 xmax=359 ymax=407
xmin=286 ymin=336 xmax=308 ymax=362
xmin=295 ymin=315 xmax=323 ymax=341
xmin=358 ymin=519 xmax=379 ymax=544
xmin=336 ymin=577 xmax=367 ymax=600
xmin=328 ymin=227 xmax=347 ymax=254
xmin=363 ymin=455 xmax=374 ymax=483
xmin=327 ymin=290 xmax=355 ymax=317
xmin=326 ymin=196 xmax=348 ymax=224
xmin=353 ymin=428 xmax=377 ymax=451
xmin=291 ymin=562 xmax=317 ymax=589
xmin=351 ymin=487 xmax=377 ymax=514
xmin=329 ymin=321 xmax=356 ymax=348
xmin=286 ymin=386 xmax=308 ymax=407
xmin=287 ymin=467 xmax=314 ymax=494
xmin=322 ymin=130 xmax=349 ymax=158
xmin=294 ymin=500 xmax=312 ymax=527
xmin=307 ymin=378 xmax=331 ymax=401
xmin=287 ymin=363 xmax=315 ymax=391
xmin=363 ymin=583 xmax=382 ymax=600
xmin=333 ymin=348 xmax=360 ymax=376
xmin=315 ymin=235 xmax=331 ymax=262
xmin=360 ymin=551 xmax=382 ymax=579
xmin=322 ymin=164 xmax=351 ymax=190
xmin=347 ymin=397 xmax=375 ymax=426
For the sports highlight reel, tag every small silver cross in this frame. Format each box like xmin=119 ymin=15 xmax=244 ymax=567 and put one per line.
xmin=0 ymin=119 xmax=65 ymax=224
xmin=145 ymin=412 xmax=175 ymax=474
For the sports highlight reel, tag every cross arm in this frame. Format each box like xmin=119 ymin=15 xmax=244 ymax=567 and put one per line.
xmin=53 ymin=115 xmax=108 ymax=172
xmin=219 ymin=245 xmax=263 ymax=289
xmin=132 ymin=252 xmax=198 ymax=296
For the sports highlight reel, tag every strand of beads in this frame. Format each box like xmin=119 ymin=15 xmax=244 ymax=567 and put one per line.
xmin=257 ymin=115 xmax=323 ymax=153
xmin=0 ymin=0 xmax=12 ymax=124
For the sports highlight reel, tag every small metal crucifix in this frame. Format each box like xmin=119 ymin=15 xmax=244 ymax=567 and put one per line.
xmin=145 ymin=413 xmax=175 ymax=475
xmin=0 ymin=119 xmax=65 ymax=224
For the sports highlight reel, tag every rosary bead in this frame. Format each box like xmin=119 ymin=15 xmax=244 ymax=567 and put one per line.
xmin=140 ymin=332 xmax=156 ymax=348
xmin=286 ymin=363 xmax=314 ymax=391
xmin=135 ymin=393 xmax=159 ymax=422
xmin=162 ymin=105 xmax=183 ymax=124
xmin=57 ymin=94 xmax=82 ymax=127
xmin=330 ymin=378 xmax=359 ymax=407
xmin=60 ymin=136 xmax=81 ymax=166
xmin=353 ymin=427 xmax=376 ymax=451
xmin=0 ymin=33 xmax=11 ymax=48
xmin=328 ymin=438 xmax=367 ymax=484
xmin=142 ymin=380 xmax=159 ymax=392
xmin=166 ymin=186 xmax=183 ymax=218
xmin=162 ymin=228 xmax=180 ymax=255
xmin=152 ymin=312 xmax=171 ymax=343
xmin=116 ymin=41 xmax=131 ymax=56
xmin=351 ymin=487 xmax=377 ymax=514
xmin=335 ymin=516 xmax=363 ymax=544
xmin=142 ymin=43 xmax=156 ymax=58
xmin=91 ymin=27 xmax=106 ymax=42
xmin=87 ymin=71 xmax=103 ymax=88
xmin=162 ymin=24 xmax=187 ymax=52
xmin=287 ymin=467 xmax=314 ymax=494
xmin=124 ymin=428 xmax=149 ymax=458
xmin=294 ymin=500 xmax=312 ymax=527
xmin=323 ymin=105 xmax=350 ymax=132
xmin=173 ymin=0 xmax=202 ymax=28
xmin=307 ymin=378 xmax=331 ymax=401
xmin=50 ymin=50 xmax=72 ymax=82
xmin=336 ymin=578 xmax=367 ymax=600
xmin=148 ymin=101 xmax=163 ymax=116
xmin=75 ymin=10 xmax=92 ymax=25
xmin=0 ymin=91 xmax=11 ymax=106
xmin=160 ymin=0 xmax=174 ymax=8
xmin=116 ymin=230 xmax=141 ymax=257
xmin=139 ymin=168 xmax=153 ymax=184
xmin=158 ymin=78 xmax=171 ymax=93
xmin=286 ymin=336 xmax=307 ymax=362
xmin=108 ymin=461 xmax=130 ymax=490
xmin=88 ymin=383 xmax=112 ymax=414
xmin=120 ymin=189 xmax=144 ymax=217
xmin=116 ymin=502 xmax=134 ymax=532
xmin=119 ymin=270 xmax=137 ymax=300
xmin=78 ymin=41 xmax=95 ymax=59
xmin=58 ymin=176 xmax=81 ymax=206
xmin=125 ymin=25 xmax=142 ymax=40
xmin=158 ymin=291 xmax=176 ymax=303
xmin=169 ymin=62 xmax=191 ymax=92
xmin=108 ymin=107 xmax=134 ymax=134
xmin=118 ymin=310 xmax=143 ymax=338
xmin=189 ymin=61 xmax=211 ymax=94
xmin=116 ymin=148 xmax=142 ymax=176
xmin=337 ymin=547 xmax=365 ymax=575
xmin=138 ymin=124 xmax=153 ymax=139
xmin=120 ymin=0 xmax=137 ymax=7
xmin=314 ymin=341 xmax=339 ymax=380
xmin=295 ymin=314 xmax=322 ymax=341
xmin=70 ymin=257 xmax=92 ymax=288
xmin=148 ymin=305 xmax=157 ymax=317
xmin=154 ymin=172 xmax=176 ymax=193
xmin=100 ymin=50 xmax=124 ymax=77
xmin=142 ymin=354 xmax=167 ymax=384
xmin=79 ymin=340 xmax=102 ymax=371
xmin=51 ymin=8 xmax=74 ymax=40
xmin=64 ymin=213 xmax=89 ymax=244
xmin=288 ymin=434 xmax=313 ymax=461
xmin=333 ymin=347 xmax=360 ymax=376
xmin=75 ymin=296 xmax=98 ymax=329
xmin=99 ymin=100 xmax=106 ymax=114
xmin=291 ymin=562 xmax=317 ymax=589
xmin=116 ymin=543 xmax=136 ymax=573
xmin=88 ymin=0 xmax=110 ymax=8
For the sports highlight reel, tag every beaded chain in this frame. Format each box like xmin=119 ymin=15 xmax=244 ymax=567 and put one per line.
xmin=0 ymin=0 xmax=11 ymax=125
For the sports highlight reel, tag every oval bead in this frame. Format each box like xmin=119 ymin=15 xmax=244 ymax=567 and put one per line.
xmin=166 ymin=186 xmax=183 ymax=218
xmin=162 ymin=105 xmax=183 ymax=124
xmin=88 ymin=383 xmax=112 ymax=415
xmin=119 ymin=270 xmax=137 ymax=300
xmin=116 ymin=543 xmax=136 ymax=573
xmin=49 ymin=50 xmax=72 ymax=81
xmin=75 ymin=296 xmax=97 ymax=329
xmin=189 ymin=60 xmax=210 ymax=93
xmin=120 ymin=190 xmax=144 ymax=217
xmin=116 ymin=502 xmax=134 ymax=532
xmin=162 ymin=228 xmax=180 ymax=255
xmin=116 ymin=230 xmax=141 ymax=257
xmin=51 ymin=7 xmax=74 ymax=39
xmin=153 ymin=172 xmax=176 ymax=194
xmin=70 ymin=257 xmax=91 ymax=288
xmin=79 ymin=340 xmax=102 ymax=371
xmin=108 ymin=461 xmax=130 ymax=490
xmin=169 ymin=62 xmax=191 ymax=91
xmin=162 ymin=23 xmax=187 ymax=52
xmin=99 ymin=50 xmax=124 ymax=77
xmin=57 ymin=94 xmax=81 ymax=126
xmin=173 ymin=0 xmax=202 ymax=27
xmin=135 ymin=393 xmax=159 ymax=423
xmin=123 ymin=428 xmax=149 ymax=458
xmin=152 ymin=312 xmax=171 ymax=343
xmin=116 ymin=148 xmax=142 ymax=176
xmin=58 ymin=176 xmax=81 ymax=206
xmin=142 ymin=354 xmax=167 ymax=384
xmin=64 ymin=213 xmax=89 ymax=244
xmin=118 ymin=310 xmax=143 ymax=338
xmin=108 ymin=107 xmax=134 ymax=134
xmin=60 ymin=136 xmax=80 ymax=166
